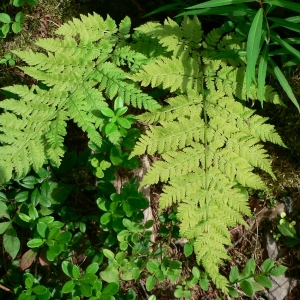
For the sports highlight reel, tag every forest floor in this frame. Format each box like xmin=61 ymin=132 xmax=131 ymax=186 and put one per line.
xmin=1 ymin=0 xmax=300 ymax=299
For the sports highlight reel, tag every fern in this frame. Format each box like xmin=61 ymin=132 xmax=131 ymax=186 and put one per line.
xmin=0 ymin=13 xmax=161 ymax=183
xmin=129 ymin=17 xmax=285 ymax=294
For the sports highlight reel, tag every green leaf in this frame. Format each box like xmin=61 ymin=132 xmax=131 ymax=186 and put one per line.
xmin=117 ymin=117 xmax=131 ymax=129
xmin=277 ymin=219 xmax=297 ymax=238
xmin=146 ymin=276 xmax=156 ymax=291
xmin=270 ymin=17 xmax=300 ymax=33
xmin=31 ymin=188 xmax=41 ymax=206
xmin=174 ymin=288 xmax=183 ymax=298
xmin=37 ymin=222 xmax=48 ymax=238
xmin=268 ymin=57 xmax=299 ymax=110
xmin=0 ymin=221 xmax=11 ymax=234
xmin=1 ymin=23 xmax=10 ymax=36
xmin=18 ymin=213 xmax=31 ymax=222
xmin=28 ymin=205 xmax=38 ymax=220
xmin=100 ymin=160 xmax=111 ymax=170
xmin=115 ymin=107 xmax=128 ymax=117
xmin=184 ymin=242 xmax=193 ymax=257
xmin=12 ymin=22 xmax=22 ymax=34
xmin=32 ymin=285 xmax=47 ymax=295
xmin=71 ymin=265 xmax=80 ymax=279
xmin=229 ymin=266 xmax=239 ymax=283
xmin=103 ymin=249 xmax=115 ymax=260
xmin=246 ymin=8 xmax=263 ymax=98
xmin=100 ymin=212 xmax=111 ymax=225
xmin=80 ymin=282 xmax=92 ymax=297
xmin=100 ymin=265 xmax=119 ymax=283
xmin=264 ymin=0 xmax=300 ymax=14
xmin=48 ymin=227 xmax=60 ymax=240
xmin=270 ymin=265 xmax=288 ymax=276
xmin=13 ymin=0 xmax=25 ymax=6
xmin=105 ymin=122 xmax=118 ymax=135
xmin=62 ymin=261 xmax=73 ymax=277
xmin=25 ymin=277 xmax=33 ymax=289
xmin=262 ymin=259 xmax=275 ymax=273
xmin=27 ymin=238 xmax=44 ymax=248
xmin=241 ymin=258 xmax=256 ymax=278
xmin=4 ymin=227 xmax=20 ymax=259
xmin=240 ymin=279 xmax=254 ymax=296
xmin=102 ymin=282 xmax=119 ymax=296
xmin=0 ymin=13 xmax=11 ymax=23
xmin=187 ymin=0 xmax=253 ymax=10
xmin=15 ymin=11 xmax=25 ymax=23
xmin=15 ymin=191 xmax=29 ymax=202
xmin=26 ymin=0 xmax=39 ymax=4
xmin=101 ymin=107 xmax=115 ymax=118
xmin=62 ymin=280 xmax=75 ymax=293
xmin=199 ymin=278 xmax=209 ymax=291
xmin=80 ymin=273 xmax=97 ymax=284
xmin=114 ymin=96 xmax=124 ymax=110
xmin=0 ymin=201 xmax=10 ymax=219
xmin=228 ymin=287 xmax=239 ymax=297
xmin=56 ymin=231 xmax=72 ymax=244
xmin=256 ymin=275 xmax=272 ymax=288
xmin=147 ymin=261 xmax=160 ymax=273
xmin=110 ymin=146 xmax=123 ymax=166
xmin=257 ymin=44 xmax=269 ymax=105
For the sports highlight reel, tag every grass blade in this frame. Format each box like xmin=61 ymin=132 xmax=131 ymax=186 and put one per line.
xmin=246 ymin=8 xmax=263 ymax=98
xmin=258 ymin=44 xmax=269 ymax=106
xmin=270 ymin=17 xmax=300 ymax=33
xmin=270 ymin=30 xmax=300 ymax=60
xmin=186 ymin=0 xmax=254 ymax=10
xmin=264 ymin=0 xmax=300 ymax=13
xmin=269 ymin=57 xmax=300 ymax=110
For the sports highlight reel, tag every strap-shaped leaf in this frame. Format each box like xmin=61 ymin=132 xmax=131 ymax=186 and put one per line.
xmin=258 ymin=44 xmax=269 ymax=105
xmin=269 ymin=57 xmax=299 ymax=110
xmin=186 ymin=0 xmax=254 ymax=10
xmin=264 ymin=0 xmax=300 ymax=14
xmin=270 ymin=30 xmax=300 ymax=60
xmin=246 ymin=8 xmax=263 ymax=98
xmin=270 ymin=17 xmax=300 ymax=33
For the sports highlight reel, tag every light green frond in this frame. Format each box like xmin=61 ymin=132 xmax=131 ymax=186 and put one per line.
xmin=139 ymin=93 xmax=202 ymax=124
xmin=55 ymin=13 xmax=117 ymax=41
xmin=131 ymin=117 xmax=205 ymax=156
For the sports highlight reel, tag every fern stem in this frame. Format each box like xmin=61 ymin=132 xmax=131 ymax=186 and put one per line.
xmin=201 ymin=78 xmax=208 ymax=193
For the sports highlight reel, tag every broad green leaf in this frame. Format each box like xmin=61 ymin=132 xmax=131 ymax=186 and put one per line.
xmin=269 ymin=57 xmax=299 ymax=110
xmin=228 ymin=287 xmax=239 ymax=297
xmin=15 ymin=191 xmax=29 ymax=202
xmin=0 ymin=13 xmax=11 ymax=23
xmin=114 ymin=96 xmax=124 ymax=110
xmin=187 ymin=0 xmax=254 ymax=10
xmin=105 ymin=123 xmax=118 ymax=135
xmin=48 ymin=227 xmax=60 ymax=240
xmin=184 ymin=242 xmax=193 ymax=257
xmin=25 ymin=277 xmax=33 ymax=289
xmin=199 ymin=278 xmax=209 ymax=291
xmin=246 ymin=8 xmax=263 ymax=98
xmin=80 ymin=273 xmax=97 ymax=284
xmin=264 ymin=0 xmax=300 ymax=14
xmin=27 ymin=238 xmax=44 ymax=248
xmin=1 ymin=23 xmax=10 ymax=36
xmin=100 ymin=265 xmax=119 ymax=283
xmin=256 ymin=275 xmax=272 ymax=288
xmin=15 ymin=11 xmax=25 ymax=23
xmin=37 ymin=222 xmax=48 ymax=238
xmin=0 ymin=192 xmax=7 ymax=201
xmin=62 ymin=280 xmax=75 ymax=293
xmin=257 ymin=44 xmax=269 ymax=105
xmin=4 ymin=227 xmax=20 ymax=259
xmin=0 ymin=201 xmax=10 ymax=219
xmin=100 ymin=212 xmax=111 ymax=225
xmin=241 ymin=258 xmax=256 ymax=278
xmin=72 ymin=265 xmax=80 ymax=279
xmin=12 ymin=22 xmax=22 ymax=34
xmin=56 ymin=231 xmax=72 ymax=244
xmin=0 ymin=221 xmax=11 ymax=234
xmin=101 ymin=107 xmax=115 ymax=118
xmin=240 ymin=279 xmax=254 ymax=296
xmin=229 ymin=266 xmax=239 ymax=283
xmin=146 ymin=276 xmax=156 ymax=291
xmin=62 ymin=261 xmax=73 ymax=278
xmin=102 ymin=282 xmax=119 ymax=296
xmin=32 ymin=285 xmax=47 ymax=295
xmin=270 ymin=265 xmax=288 ymax=276
xmin=262 ymin=259 xmax=275 ymax=273
xmin=103 ymin=249 xmax=115 ymax=260
xmin=28 ymin=205 xmax=38 ymax=220
xmin=31 ymin=188 xmax=41 ymax=206
xmin=147 ymin=261 xmax=160 ymax=273
xmin=13 ymin=0 xmax=25 ymax=6
xmin=117 ymin=117 xmax=131 ymax=129
xmin=192 ymin=267 xmax=200 ymax=279
xmin=80 ymin=282 xmax=92 ymax=297
xmin=18 ymin=213 xmax=31 ymax=222
xmin=115 ymin=106 xmax=128 ymax=117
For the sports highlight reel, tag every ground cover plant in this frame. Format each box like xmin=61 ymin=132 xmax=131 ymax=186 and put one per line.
xmin=0 ymin=1 xmax=299 ymax=299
